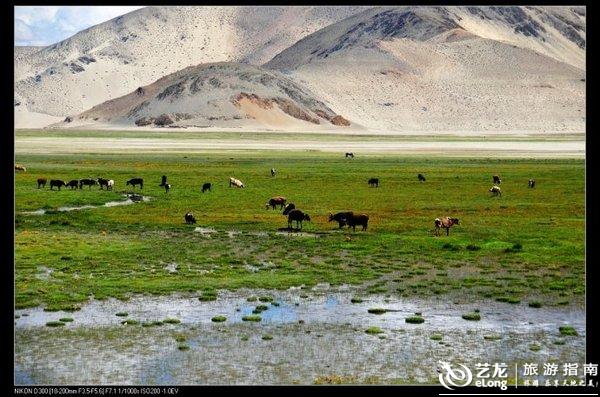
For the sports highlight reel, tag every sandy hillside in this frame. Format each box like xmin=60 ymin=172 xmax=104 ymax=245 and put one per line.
xmin=265 ymin=6 xmax=586 ymax=134
xmin=15 ymin=6 xmax=585 ymax=133
xmin=14 ymin=6 xmax=368 ymax=125
xmin=58 ymin=62 xmax=352 ymax=132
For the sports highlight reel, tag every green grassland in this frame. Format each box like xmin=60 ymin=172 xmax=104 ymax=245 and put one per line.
xmin=14 ymin=152 xmax=585 ymax=311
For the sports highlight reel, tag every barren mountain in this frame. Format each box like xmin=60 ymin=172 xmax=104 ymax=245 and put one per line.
xmin=14 ymin=6 xmax=367 ymax=125
xmin=266 ymin=6 xmax=585 ymax=133
xmin=15 ymin=6 xmax=585 ymax=133
xmin=61 ymin=62 xmax=351 ymax=131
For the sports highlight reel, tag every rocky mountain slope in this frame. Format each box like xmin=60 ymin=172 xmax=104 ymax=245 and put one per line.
xmin=61 ymin=62 xmax=350 ymax=131
xmin=15 ymin=6 xmax=585 ymax=133
xmin=14 ymin=6 xmax=367 ymax=123
xmin=265 ymin=6 xmax=585 ymax=133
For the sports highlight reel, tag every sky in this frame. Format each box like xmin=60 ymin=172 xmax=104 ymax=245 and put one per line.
xmin=14 ymin=6 xmax=145 ymax=46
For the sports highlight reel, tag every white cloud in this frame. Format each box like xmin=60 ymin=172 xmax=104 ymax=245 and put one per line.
xmin=14 ymin=18 xmax=35 ymax=42
xmin=14 ymin=6 xmax=145 ymax=46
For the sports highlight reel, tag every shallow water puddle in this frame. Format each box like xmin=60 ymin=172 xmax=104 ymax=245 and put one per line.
xmin=20 ymin=194 xmax=151 ymax=215
xmin=15 ymin=288 xmax=585 ymax=332
xmin=194 ymin=227 xmax=217 ymax=235
xmin=15 ymin=288 xmax=585 ymax=385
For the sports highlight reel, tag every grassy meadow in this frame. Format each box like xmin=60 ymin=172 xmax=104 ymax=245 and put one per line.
xmin=14 ymin=152 xmax=585 ymax=311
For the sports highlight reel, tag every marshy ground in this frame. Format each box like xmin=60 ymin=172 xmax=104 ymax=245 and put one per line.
xmin=15 ymin=287 xmax=585 ymax=385
xmin=14 ymin=144 xmax=585 ymax=384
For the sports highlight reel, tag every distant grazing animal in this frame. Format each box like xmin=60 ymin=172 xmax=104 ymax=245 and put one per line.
xmin=345 ymin=152 xmax=354 ymax=158
xmin=346 ymin=213 xmax=369 ymax=231
xmin=368 ymin=178 xmax=379 ymax=187
xmin=164 ymin=183 xmax=171 ymax=193
xmin=434 ymin=217 xmax=460 ymax=236
xmin=528 ymin=179 xmax=536 ymax=188
xmin=271 ymin=168 xmax=276 ymax=177
xmin=184 ymin=211 xmax=196 ymax=224
xmin=329 ymin=212 xmax=354 ymax=229
xmin=107 ymin=180 xmax=114 ymax=190
xmin=489 ymin=186 xmax=502 ymax=197
xmin=282 ymin=202 xmax=296 ymax=215
xmin=201 ymin=182 xmax=212 ymax=193
xmin=287 ymin=209 xmax=311 ymax=230
xmin=418 ymin=174 xmax=426 ymax=182
xmin=49 ymin=179 xmax=66 ymax=190
xmin=126 ymin=178 xmax=144 ymax=189
xmin=493 ymin=175 xmax=501 ymax=185
xmin=160 ymin=175 xmax=167 ymax=186
xmin=36 ymin=178 xmax=47 ymax=189
xmin=79 ymin=178 xmax=98 ymax=189
xmin=97 ymin=178 xmax=110 ymax=190
xmin=15 ymin=164 xmax=26 ymax=172
xmin=66 ymin=180 xmax=79 ymax=189
xmin=266 ymin=196 xmax=286 ymax=210
xmin=229 ymin=177 xmax=244 ymax=188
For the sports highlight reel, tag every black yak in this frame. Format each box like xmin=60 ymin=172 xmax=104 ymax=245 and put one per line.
xmin=66 ymin=180 xmax=79 ymax=189
xmin=79 ymin=178 xmax=98 ymax=189
xmin=368 ymin=178 xmax=379 ymax=187
xmin=184 ymin=212 xmax=196 ymax=224
xmin=346 ymin=213 xmax=369 ymax=231
xmin=287 ymin=209 xmax=311 ymax=230
xmin=126 ymin=178 xmax=144 ymax=189
xmin=282 ymin=203 xmax=296 ymax=215
xmin=328 ymin=211 xmax=354 ymax=229
xmin=50 ymin=179 xmax=66 ymax=190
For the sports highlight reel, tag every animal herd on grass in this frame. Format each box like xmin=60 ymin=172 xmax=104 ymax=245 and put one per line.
xmin=16 ymin=158 xmax=537 ymax=236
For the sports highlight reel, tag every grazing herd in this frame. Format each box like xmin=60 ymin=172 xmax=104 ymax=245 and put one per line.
xmin=20 ymin=157 xmax=537 ymax=236
xmin=40 ymin=177 xmax=116 ymax=191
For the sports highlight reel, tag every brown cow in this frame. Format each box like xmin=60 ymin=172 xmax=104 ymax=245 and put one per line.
xmin=266 ymin=196 xmax=286 ymax=210
xmin=37 ymin=178 xmax=47 ymax=189
xmin=15 ymin=164 xmax=26 ymax=172
xmin=434 ymin=217 xmax=460 ymax=236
